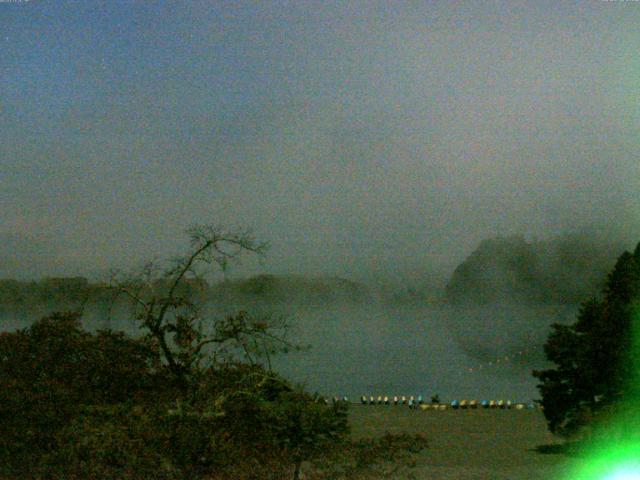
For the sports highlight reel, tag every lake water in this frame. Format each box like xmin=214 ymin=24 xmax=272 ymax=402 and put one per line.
xmin=0 ymin=300 xmax=577 ymax=403
xmin=266 ymin=302 xmax=576 ymax=403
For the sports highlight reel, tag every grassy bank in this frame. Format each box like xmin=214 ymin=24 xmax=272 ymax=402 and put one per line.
xmin=348 ymin=405 xmax=580 ymax=479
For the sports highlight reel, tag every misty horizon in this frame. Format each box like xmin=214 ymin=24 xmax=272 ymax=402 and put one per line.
xmin=3 ymin=4 xmax=640 ymax=478
xmin=2 ymin=1 xmax=638 ymax=283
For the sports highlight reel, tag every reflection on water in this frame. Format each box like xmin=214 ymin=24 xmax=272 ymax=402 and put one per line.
xmin=0 ymin=301 xmax=576 ymax=402
xmin=270 ymin=302 xmax=576 ymax=402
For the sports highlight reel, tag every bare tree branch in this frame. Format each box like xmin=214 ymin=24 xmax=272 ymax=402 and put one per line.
xmin=108 ymin=224 xmax=294 ymax=387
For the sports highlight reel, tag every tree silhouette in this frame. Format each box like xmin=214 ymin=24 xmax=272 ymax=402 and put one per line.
xmin=534 ymin=242 xmax=640 ymax=437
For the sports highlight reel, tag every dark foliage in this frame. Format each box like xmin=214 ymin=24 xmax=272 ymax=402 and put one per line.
xmin=0 ymin=311 xmax=351 ymax=479
xmin=0 ymin=225 xmax=425 ymax=479
xmin=533 ymin=242 xmax=640 ymax=437
xmin=0 ymin=312 xmax=159 ymax=477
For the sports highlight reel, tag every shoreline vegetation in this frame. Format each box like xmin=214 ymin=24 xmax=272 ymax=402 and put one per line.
xmin=0 ymin=230 xmax=631 ymax=478
xmin=0 ymin=226 xmax=427 ymax=480
xmin=0 ymin=311 xmax=431 ymax=480
xmin=0 ymin=231 xmax=628 ymax=313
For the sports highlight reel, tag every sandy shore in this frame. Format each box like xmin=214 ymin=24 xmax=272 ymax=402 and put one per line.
xmin=349 ymin=405 xmax=579 ymax=480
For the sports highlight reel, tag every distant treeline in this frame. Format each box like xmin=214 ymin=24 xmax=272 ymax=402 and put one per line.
xmin=210 ymin=274 xmax=371 ymax=305
xmin=0 ymin=277 xmax=108 ymax=308
xmin=1 ymin=231 xmax=626 ymax=309
xmin=0 ymin=274 xmax=372 ymax=310
xmin=445 ymin=233 xmax=628 ymax=304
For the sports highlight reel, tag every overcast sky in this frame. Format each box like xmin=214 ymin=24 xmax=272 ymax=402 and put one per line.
xmin=1 ymin=1 xmax=639 ymax=281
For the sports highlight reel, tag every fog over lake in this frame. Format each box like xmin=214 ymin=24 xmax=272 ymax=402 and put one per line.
xmin=272 ymin=303 xmax=575 ymax=401
xmin=0 ymin=298 xmax=575 ymax=402
xmin=1 ymin=0 xmax=637 ymax=410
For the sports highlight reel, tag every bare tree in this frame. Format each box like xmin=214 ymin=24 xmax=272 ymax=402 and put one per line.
xmin=109 ymin=224 xmax=297 ymax=387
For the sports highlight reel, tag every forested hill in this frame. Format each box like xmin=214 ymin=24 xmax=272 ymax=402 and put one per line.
xmin=445 ymin=233 xmax=629 ymax=305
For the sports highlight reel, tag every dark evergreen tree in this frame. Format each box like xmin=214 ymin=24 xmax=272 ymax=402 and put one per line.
xmin=533 ymin=242 xmax=640 ymax=437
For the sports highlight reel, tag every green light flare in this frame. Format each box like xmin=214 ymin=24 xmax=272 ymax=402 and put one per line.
xmin=563 ymin=307 xmax=640 ymax=480
xmin=566 ymin=440 xmax=640 ymax=480
xmin=603 ymin=465 xmax=640 ymax=480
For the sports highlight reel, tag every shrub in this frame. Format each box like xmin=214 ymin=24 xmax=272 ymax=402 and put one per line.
xmin=0 ymin=315 xmax=351 ymax=479
xmin=0 ymin=312 xmax=158 ymax=477
xmin=49 ymin=404 xmax=176 ymax=480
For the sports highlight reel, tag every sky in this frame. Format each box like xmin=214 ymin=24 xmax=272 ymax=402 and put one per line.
xmin=1 ymin=0 xmax=639 ymax=282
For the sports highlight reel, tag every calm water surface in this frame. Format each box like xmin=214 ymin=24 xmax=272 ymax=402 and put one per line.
xmin=269 ymin=302 xmax=576 ymax=402
xmin=1 ymin=301 xmax=576 ymax=402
